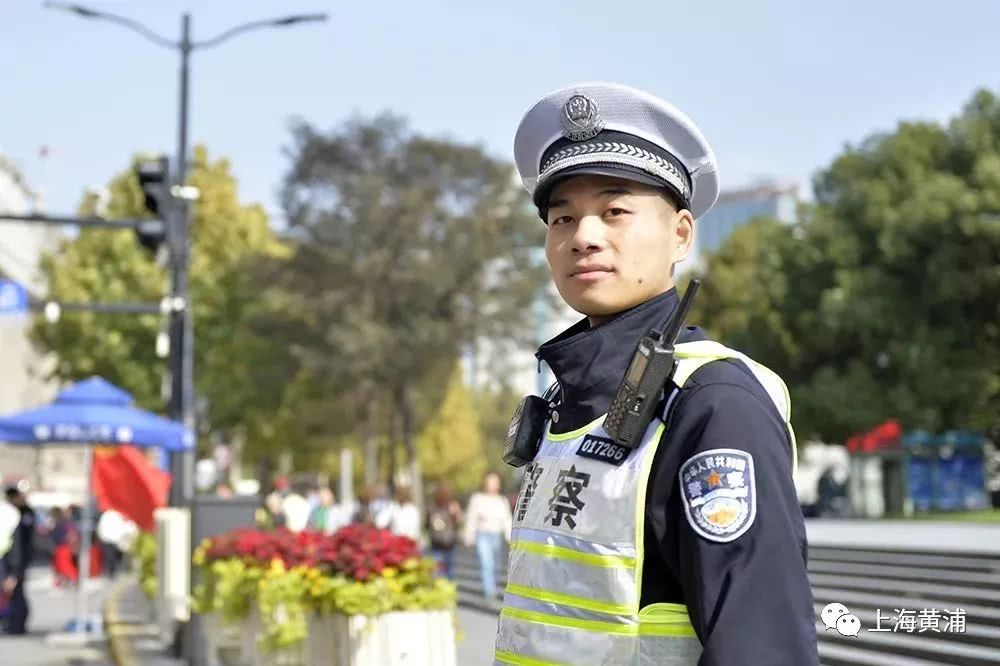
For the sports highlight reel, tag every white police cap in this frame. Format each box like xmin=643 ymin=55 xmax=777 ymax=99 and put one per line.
xmin=514 ymin=82 xmax=720 ymax=219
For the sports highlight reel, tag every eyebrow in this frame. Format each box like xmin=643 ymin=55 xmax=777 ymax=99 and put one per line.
xmin=547 ymin=187 xmax=633 ymax=209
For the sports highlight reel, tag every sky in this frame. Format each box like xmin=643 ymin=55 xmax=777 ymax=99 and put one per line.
xmin=2 ymin=0 xmax=999 ymax=226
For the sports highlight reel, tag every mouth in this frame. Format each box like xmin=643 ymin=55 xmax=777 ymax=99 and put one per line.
xmin=570 ymin=265 xmax=615 ymax=281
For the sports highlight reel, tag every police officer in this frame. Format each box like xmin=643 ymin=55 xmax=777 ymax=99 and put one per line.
xmin=495 ymin=83 xmax=818 ymax=665
xmin=2 ymin=487 xmax=34 ymax=635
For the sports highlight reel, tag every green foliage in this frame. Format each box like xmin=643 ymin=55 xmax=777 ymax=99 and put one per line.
xmin=31 ymin=146 xmax=293 ymax=451
xmin=268 ymin=114 xmax=549 ymax=483
xmin=304 ymin=557 xmax=455 ymax=617
xmin=130 ymin=531 xmax=158 ymax=599
xmin=417 ymin=363 xmax=488 ymax=496
xmin=471 ymin=385 xmax=523 ymax=490
xmin=257 ymin=564 xmax=309 ymax=652
xmin=691 ymin=88 xmax=1000 ymax=442
xmin=191 ymin=557 xmax=262 ymax=623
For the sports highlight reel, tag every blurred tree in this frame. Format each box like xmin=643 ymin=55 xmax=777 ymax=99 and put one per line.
xmin=274 ymin=114 xmax=549 ymax=503
xmin=472 ymin=384 xmax=523 ymax=489
xmin=691 ymin=88 xmax=1000 ymax=442
xmin=416 ymin=363 xmax=487 ymax=496
xmin=32 ymin=146 xmax=294 ymax=454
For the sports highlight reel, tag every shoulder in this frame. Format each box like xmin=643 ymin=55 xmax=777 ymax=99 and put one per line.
xmin=661 ymin=353 xmax=793 ymax=471
xmin=672 ymin=354 xmax=783 ymax=426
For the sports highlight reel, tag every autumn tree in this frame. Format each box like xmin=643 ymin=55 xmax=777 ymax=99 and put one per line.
xmin=272 ymin=114 xmax=550 ymax=501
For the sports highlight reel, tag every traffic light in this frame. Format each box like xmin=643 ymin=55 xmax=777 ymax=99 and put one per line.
xmin=134 ymin=157 xmax=170 ymax=254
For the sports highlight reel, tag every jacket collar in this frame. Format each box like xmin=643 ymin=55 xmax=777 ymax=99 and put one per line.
xmin=536 ymin=288 xmax=706 ymax=433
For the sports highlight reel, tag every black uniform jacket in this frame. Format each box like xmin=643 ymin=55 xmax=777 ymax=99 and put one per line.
xmin=536 ymin=288 xmax=818 ymax=666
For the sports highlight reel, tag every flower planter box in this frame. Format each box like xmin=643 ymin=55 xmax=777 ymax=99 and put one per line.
xmin=305 ymin=610 xmax=457 ymax=666
xmin=241 ymin=606 xmax=308 ymax=666
xmin=201 ymin=612 xmax=243 ymax=666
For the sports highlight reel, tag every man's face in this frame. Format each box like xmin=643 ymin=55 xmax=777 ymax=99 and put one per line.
xmin=544 ymin=175 xmax=693 ymax=323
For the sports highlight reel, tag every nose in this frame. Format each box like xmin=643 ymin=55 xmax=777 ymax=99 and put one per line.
xmin=569 ymin=213 xmax=607 ymax=254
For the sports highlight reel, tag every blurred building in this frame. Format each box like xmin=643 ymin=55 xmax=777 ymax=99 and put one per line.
xmin=0 ymin=155 xmax=64 ymax=490
xmin=680 ymin=179 xmax=799 ymax=273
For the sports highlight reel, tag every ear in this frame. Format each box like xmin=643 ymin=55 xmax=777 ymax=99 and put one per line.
xmin=672 ymin=209 xmax=695 ymax=263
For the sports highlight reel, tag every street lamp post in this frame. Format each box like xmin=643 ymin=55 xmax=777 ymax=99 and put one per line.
xmin=44 ymin=3 xmax=328 ymax=507
xmin=43 ymin=4 xmax=327 ymax=659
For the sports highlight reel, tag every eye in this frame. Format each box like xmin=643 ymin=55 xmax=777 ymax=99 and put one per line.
xmin=606 ymin=207 xmax=629 ymax=218
xmin=549 ymin=215 xmax=573 ymax=226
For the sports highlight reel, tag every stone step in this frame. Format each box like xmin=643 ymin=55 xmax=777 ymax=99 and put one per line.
xmin=809 ymin=547 xmax=1000 ymax=574
xmin=808 ymin=573 xmax=1000 ymax=606
xmin=815 ymin=620 xmax=1000 ymax=666
xmin=818 ymin=640 xmax=965 ymax=666
xmin=808 ymin=560 xmax=1000 ymax=588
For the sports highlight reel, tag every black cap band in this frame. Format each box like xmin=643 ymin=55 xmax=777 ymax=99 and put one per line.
xmin=533 ymin=131 xmax=693 ymax=211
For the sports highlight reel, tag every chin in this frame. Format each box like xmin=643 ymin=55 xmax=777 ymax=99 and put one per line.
xmin=563 ymin=292 xmax=636 ymax=319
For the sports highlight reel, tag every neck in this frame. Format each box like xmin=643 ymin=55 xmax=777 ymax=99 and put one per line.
xmin=586 ymin=287 xmax=674 ymax=328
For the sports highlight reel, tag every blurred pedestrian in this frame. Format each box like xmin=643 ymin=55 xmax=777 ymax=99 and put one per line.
xmin=388 ymin=485 xmax=421 ymax=542
xmin=426 ymin=483 xmax=462 ymax=579
xmin=264 ymin=492 xmax=286 ymax=528
xmin=1 ymin=487 xmax=35 ymax=634
xmin=352 ymin=484 xmax=379 ymax=526
xmin=464 ymin=472 xmax=512 ymax=599
xmin=309 ymin=487 xmax=350 ymax=534
xmin=371 ymin=483 xmax=394 ymax=529
xmin=50 ymin=507 xmax=76 ymax=587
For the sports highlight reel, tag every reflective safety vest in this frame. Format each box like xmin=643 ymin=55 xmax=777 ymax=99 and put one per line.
xmin=495 ymin=341 xmax=796 ymax=666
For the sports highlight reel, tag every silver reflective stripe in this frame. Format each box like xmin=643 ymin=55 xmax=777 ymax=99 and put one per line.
xmin=505 ymin=548 xmax=636 ymax=616
xmin=511 ymin=527 xmax=638 ymax=560
xmin=502 ymin=590 xmax=636 ymax=625
xmin=495 ymin=609 xmax=637 ymax=666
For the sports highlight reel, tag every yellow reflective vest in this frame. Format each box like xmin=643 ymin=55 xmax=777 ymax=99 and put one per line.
xmin=495 ymin=341 xmax=796 ymax=666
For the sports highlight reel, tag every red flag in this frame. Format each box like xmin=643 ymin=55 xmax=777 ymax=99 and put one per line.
xmin=91 ymin=445 xmax=171 ymax=532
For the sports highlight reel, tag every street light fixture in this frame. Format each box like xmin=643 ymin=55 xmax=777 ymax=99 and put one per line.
xmin=41 ymin=3 xmax=327 ymax=654
xmin=44 ymin=3 xmax=328 ymax=51
xmin=44 ymin=1 xmax=328 ymax=504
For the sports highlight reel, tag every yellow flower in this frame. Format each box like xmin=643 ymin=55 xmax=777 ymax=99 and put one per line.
xmin=382 ymin=567 xmax=397 ymax=578
xmin=269 ymin=558 xmax=286 ymax=574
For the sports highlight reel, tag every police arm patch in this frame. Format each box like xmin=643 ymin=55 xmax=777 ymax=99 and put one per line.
xmin=679 ymin=448 xmax=756 ymax=543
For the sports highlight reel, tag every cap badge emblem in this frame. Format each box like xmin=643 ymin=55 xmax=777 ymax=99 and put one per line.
xmin=560 ymin=94 xmax=604 ymax=142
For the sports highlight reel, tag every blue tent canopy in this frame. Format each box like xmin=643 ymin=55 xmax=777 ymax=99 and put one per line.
xmin=0 ymin=376 xmax=192 ymax=638
xmin=0 ymin=377 xmax=192 ymax=452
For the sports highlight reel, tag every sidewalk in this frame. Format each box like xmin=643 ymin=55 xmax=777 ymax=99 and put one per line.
xmin=455 ymin=606 xmax=498 ymax=664
xmin=1 ymin=566 xmax=112 ymax=666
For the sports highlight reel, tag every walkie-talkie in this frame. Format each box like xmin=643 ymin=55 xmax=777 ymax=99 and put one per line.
xmin=603 ymin=279 xmax=701 ymax=450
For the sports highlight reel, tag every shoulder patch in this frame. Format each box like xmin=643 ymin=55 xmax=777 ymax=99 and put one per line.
xmin=679 ymin=448 xmax=756 ymax=543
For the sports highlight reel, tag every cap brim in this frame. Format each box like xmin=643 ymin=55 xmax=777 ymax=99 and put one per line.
xmin=533 ymin=164 xmax=686 ymax=210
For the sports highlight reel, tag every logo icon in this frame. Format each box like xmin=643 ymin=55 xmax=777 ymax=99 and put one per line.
xmin=822 ymin=602 xmax=862 ymax=637
xmin=560 ymin=94 xmax=604 ymax=142
xmin=679 ymin=448 xmax=755 ymax=543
